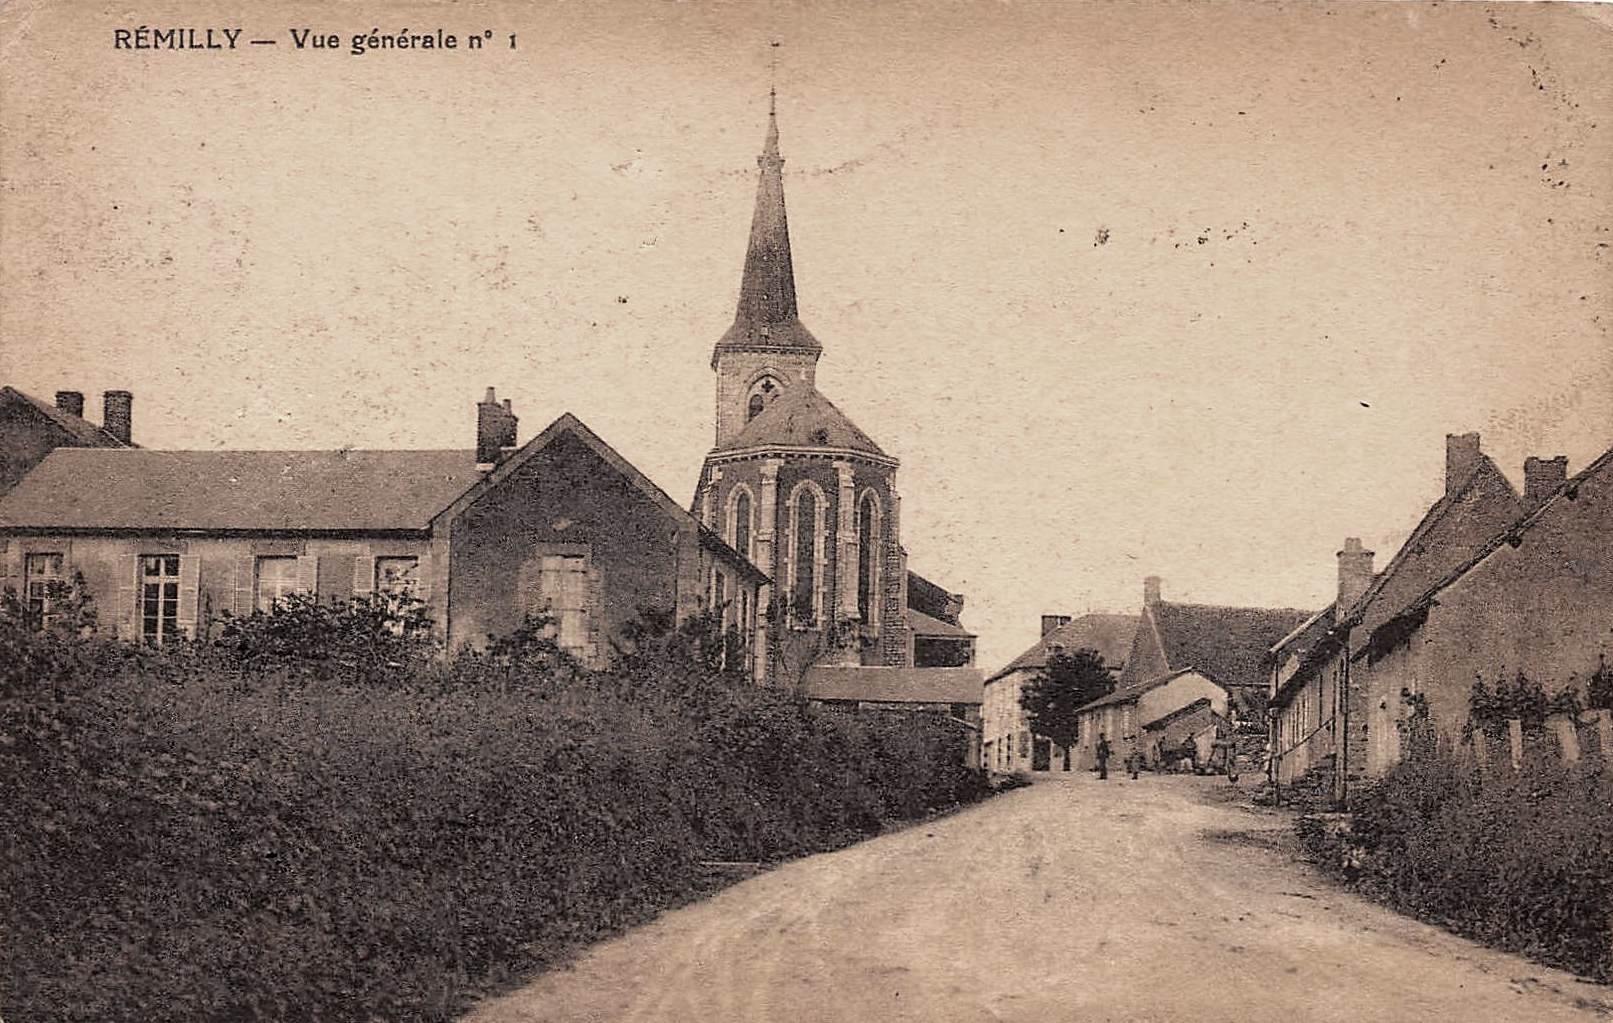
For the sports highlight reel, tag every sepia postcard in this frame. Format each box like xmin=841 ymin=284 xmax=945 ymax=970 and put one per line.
xmin=2 ymin=2 xmax=1611 ymax=1020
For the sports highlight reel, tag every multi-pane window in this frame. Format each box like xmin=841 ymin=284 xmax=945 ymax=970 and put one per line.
xmin=255 ymin=556 xmax=299 ymax=612
xmin=24 ymin=553 xmax=65 ymax=626
xmin=140 ymin=555 xmax=180 ymax=645
xmin=538 ymin=554 xmax=591 ymax=661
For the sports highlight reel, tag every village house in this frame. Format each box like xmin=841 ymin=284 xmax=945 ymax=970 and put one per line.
xmin=686 ymin=93 xmax=982 ymax=717
xmin=0 ymin=387 xmax=133 ymax=494
xmin=1359 ymin=445 xmax=1613 ymax=755
xmin=983 ymin=612 xmax=1138 ymax=772
xmin=1267 ymin=432 xmax=1529 ymax=804
xmin=1068 ymin=577 xmax=1310 ymax=771
xmin=1073 ymin=668 xmax=1229 ymax=772
xmin=0 ymin=393 xmax=765 ymax=664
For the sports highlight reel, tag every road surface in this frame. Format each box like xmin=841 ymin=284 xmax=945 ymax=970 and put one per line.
xmin=464 ymin=773 xmax=1613 ymax=1023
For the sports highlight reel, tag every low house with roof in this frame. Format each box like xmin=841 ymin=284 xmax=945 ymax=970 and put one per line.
xmin=1268 ymin=433 xmax=1527 ymax=804
xmin=1 ymin=387 xmax=134 ymax=494
xmin=1072 ymin=668 xmax=1229 ymax=771
xmin=0 ymin=390 xmax=765 ymax=665
xmin=983 ymin=611 xmax=1138 ymax=772
xmin=1360 ymin=444 xmax=1612 ymax=752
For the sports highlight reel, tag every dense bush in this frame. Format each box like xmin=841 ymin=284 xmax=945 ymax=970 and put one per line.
xmin=1 ymin=599 xmax=986 ymax=1022
xmin=1298 ymin=739 xmax=1613 ymax=982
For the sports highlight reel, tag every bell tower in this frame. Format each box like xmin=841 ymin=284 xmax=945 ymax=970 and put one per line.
xmin=711 ymin=89 xmax=822 ymax=447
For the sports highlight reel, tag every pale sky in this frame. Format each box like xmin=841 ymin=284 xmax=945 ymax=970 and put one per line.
xmin=3 ymin=1 xmax=1610 ymax=671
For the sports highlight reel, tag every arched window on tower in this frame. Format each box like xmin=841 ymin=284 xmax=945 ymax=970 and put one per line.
xmin=857 ymin=490 xmax=882 ymax=625
xmin=728 ymin=486 xmax=754 ymax=561
xmin=789 ymin=483 xmax=822 ymax=625
xmin=746 ymin=375 xmax=782 ymax=422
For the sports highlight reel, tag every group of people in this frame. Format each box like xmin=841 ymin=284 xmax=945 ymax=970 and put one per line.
xmin=1091 ymin=721 xmax=1240 ymax=783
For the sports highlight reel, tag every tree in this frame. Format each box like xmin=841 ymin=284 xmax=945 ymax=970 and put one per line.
xmin=1020 ymin=648 xmax=1115 ymax=750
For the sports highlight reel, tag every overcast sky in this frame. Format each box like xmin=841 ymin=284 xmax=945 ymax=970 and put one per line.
xmin=3 ymin=1 xmax=1610 ymax=670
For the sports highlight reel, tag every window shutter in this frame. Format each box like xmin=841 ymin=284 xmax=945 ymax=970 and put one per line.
xmin=117 ymin=554 xmax=139 ymax=640
xmin=586 ymin=563 xmax=603 ymax=667
xmin=414 ymin=551 xmax=432 ymax=603
xmin=0 ymin=539 xmax=11 ymax=586
xmin=296 ymin=555 xmax=319 ymax=599
xmin=178 ymin=555 xmax=202 ymax=638
xmin=352 ymin=548 xmax=373 ymax=600
xmin=233 ymin=555 xmax=255 ymax=617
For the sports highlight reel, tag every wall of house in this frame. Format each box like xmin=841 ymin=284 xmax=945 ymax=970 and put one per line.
xmin=1364 ymin=464 xmax=1613 ymax=752
xmin=0 ymin=532 xmax=435 ymax=641
xmin=1272 ymin=655 xmax=1345 ymax=786
xmin=447 ymin=431 xmax=690 ymax=656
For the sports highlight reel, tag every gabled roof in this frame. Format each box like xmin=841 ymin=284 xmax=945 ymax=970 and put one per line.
xmin=0 ymin=448 xmax=479 ymax=531
xmin=1080 ymin=667 xmax=1215 ymax=713
xmin=1145 ymin=600 xmax=1314 ymax=691
xmin=1142 ymin=696 xmax=1218 ymax=733
xmin=1343 ymin=452 xmax=1520 ymax=633
xmin=1363 ymin=442 xmax=1613 ymax=663
xmin=717 ymin=385 xmax=886 ymax=457
xmin=436 ymin=413 xmax=767 ymax=582
xmin=988 ymin=613 xmax=1139 ymax=683
xmin=801 ymin=665 xmax=983 ymax=705
xmin=1 ymin=386 xmax=129 ymax=448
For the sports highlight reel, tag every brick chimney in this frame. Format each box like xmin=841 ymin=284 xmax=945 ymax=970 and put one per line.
xmin=1445 ymin=432 xmax=1481 ymax=496
xmin=102 ymin=390 xmax=133 ymax=445
xmin=1041 ymin=614 xmax=1072 ymax=637
xmin=1144 ymin=575 xmax=1162 ymax=606
xmin=1336 ymin=537 xmax=1375 ymax=615
xmin=1523 ymin=455 xmax=1568 ymax=510
xmin=54 ymin=391 xmax=84 ymax=418
xmin=476 ymin=387 xmax=519 ymax=467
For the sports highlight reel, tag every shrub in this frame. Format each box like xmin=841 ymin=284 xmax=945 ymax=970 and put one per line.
xmin=1299 ymin=739 xmax=1613 ymax=982
xmin=0 ymin=600 xmax=987 ymax=1021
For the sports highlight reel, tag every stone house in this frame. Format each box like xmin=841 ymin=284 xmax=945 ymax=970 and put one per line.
xmin=1072 ymin=668 xmax=1229 ymax=771
xmin=1119 ymin=575 xmax=1312 ymax=723
xmin=1267 ymin=433 xmax=1527 ymax=803
xmin=1360 ymin=444 xmax=1612 ymax=751
xmin=0 ymin=387 xmax=133 ymax=494
xmin=982 ymin=612 xmax=1138 ymax=773
xmin=0 ymin=394 xmax=765 ymax=664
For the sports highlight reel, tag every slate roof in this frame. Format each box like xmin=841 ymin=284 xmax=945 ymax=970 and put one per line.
xmin=801 ymin=665 xmax=984 ymax=705
xmin=718 ymin=385 xmax=886 ymax=457
xmin=2 ymin=386 xmax=130 ymax=448
xmin=988 ymin=613 xmax=1139 ymax=682
xmin=1147 ymin=601 xmax=1314 ymax=692
xmin=908 ymin=608 xmax=975 ymax=639
xmin=0 ymin=448 xmax=482 ymax=531
xmin=1080 ymin=667 xmax=1208 ymax=713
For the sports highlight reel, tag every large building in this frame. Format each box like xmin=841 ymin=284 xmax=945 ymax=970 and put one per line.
xmin=0 ymin=398 xmax=764 ymax=661
xmin=688 ymin=95 xmax=980 ymax=713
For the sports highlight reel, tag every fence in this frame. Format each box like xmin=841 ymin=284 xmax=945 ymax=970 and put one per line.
xmin=1465 ymin=708 xmax=1612 ymax=770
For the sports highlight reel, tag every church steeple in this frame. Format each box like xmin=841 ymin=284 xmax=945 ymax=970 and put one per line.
xmin=712 ymin=91 xmax=821 ymax=368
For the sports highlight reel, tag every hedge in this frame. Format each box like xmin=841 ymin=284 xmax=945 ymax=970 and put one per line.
xmin=0 ymin=601 xmax=987 ymax=1021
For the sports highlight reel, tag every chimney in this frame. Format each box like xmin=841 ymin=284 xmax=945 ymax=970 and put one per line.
xmin=102 ymin=390 xmax=133 ymax=445
xmin=476 ymin=386 xmax=519 ymax=467
xmin=1445 ymin=432 xmax=1481 ymax=496
xmin=1041 ymin=614 xmax=1072 ymax=637
xmin=1336 ymin=537 xmax=1375 ymax=615
xmin=1523 ymin=455 xmax=1568 ymax=510
xmin=54 ymin=390 xmax=85 ymax=418
xmin=1144 ymin=575 xmax=1162 ymax=606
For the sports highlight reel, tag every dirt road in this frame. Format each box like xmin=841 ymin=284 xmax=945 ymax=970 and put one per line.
xmin=464 ymin=773 xmax=1612 ymax=1023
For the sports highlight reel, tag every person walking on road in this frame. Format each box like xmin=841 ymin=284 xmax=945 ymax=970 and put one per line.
xmin=1096 ymin=733 xmax=1112 ymax=780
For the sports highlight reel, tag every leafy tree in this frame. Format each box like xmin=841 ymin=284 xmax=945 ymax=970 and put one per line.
xmin=1020 ymin=648 xmax=1115 ymax=749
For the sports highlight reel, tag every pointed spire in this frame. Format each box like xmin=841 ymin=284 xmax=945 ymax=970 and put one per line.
xmin=714 ymin=88 xmax=820 ymax=364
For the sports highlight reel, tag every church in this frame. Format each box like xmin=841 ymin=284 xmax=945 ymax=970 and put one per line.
xmin=690 ymin=94 xmax=981 ymax=710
